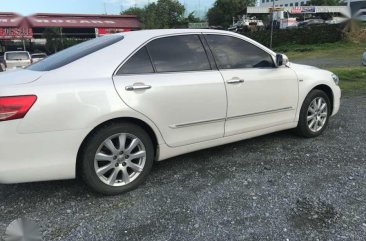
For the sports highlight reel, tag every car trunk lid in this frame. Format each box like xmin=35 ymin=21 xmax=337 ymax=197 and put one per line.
xmin=0 ymin=69 xmax=43 ymax=87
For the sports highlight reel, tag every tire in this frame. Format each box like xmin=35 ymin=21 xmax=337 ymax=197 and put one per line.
xmin=296 ymin=89 xmax=331 ymax=138
xmin=80 ymin=122 xmax=154 ymax=195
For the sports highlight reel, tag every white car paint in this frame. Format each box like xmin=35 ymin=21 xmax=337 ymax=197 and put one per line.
xmin=0 ymin=29 xmax=341 ymax=184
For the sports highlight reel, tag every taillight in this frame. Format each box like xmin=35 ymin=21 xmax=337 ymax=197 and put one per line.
xmin=0 ymin=95 xmax=37 ymax=121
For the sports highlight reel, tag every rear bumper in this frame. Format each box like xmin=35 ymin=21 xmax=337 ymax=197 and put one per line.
xmin=0 ymin=120 xmax=88 ymax=184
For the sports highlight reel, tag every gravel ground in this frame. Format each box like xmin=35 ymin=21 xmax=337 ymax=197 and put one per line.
xmin=1 ymin=95 xmax=366 ymax=241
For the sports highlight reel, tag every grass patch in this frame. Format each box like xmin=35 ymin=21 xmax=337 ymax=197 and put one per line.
xmin=327 ymin=67 xmax=366 ymax=95
xmin=275 ymin=41 xmax=366 ymax=60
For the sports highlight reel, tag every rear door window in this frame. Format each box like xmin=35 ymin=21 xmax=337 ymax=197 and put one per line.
xmin=117 ymin=47 xmax=154 ymax=75
xmin=27 ymin=35 xmax=124 ymax=71
xmin=147 ymin=35 xmax=211 ymax=73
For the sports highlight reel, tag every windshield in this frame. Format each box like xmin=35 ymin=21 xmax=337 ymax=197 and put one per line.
xmin=5 ymin=52 xmax=30 ymax=61
xmin=27 ymin=34 xmax=124 ymax=71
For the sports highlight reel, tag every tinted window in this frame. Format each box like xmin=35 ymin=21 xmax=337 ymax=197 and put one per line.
xmin=32 ymin=54 xmax=47 ymax=58
xmin=27 ymin=35 xmax=124 ymax=71
xmin=5 ymin=52 xmax=29 ymax=60
xmin=147 ymin=35 xmax=210 ymax=73
xmin=205 ymin=35 xmax=274 ymax=69
xmin=117 ymin=47 xmax=154 ymax=75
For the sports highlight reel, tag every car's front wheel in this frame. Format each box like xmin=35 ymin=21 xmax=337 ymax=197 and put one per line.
xmin=296 ymin=89 xmax=331 ymax=138
xmin=80 ymin=122 xmax=154 ymax=195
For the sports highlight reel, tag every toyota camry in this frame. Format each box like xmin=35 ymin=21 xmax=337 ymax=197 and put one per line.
xmin=0 ymin=29 xmax=341 ymax=195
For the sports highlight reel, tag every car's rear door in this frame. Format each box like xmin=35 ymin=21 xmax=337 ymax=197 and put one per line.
xmin=113 ymin=34 xmax=227 ymax=147
xmin=204 ymin=34 xmax=299 ymax=136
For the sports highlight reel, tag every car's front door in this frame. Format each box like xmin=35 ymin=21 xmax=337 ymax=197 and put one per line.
xmin=205 ymin=34 xmax=299 ymax=136
xmin=113 ymin=34 xmax=227 ymax=147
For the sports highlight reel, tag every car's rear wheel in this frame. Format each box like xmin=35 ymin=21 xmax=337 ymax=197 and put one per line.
xmin=80 ymin=122 xmax=154 ymax=195
xmin=296 ymin=89 xmax=331 ymax=138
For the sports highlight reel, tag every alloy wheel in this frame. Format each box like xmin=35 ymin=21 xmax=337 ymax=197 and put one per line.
xmin=307 ymin=97 xmax=328 ymax=133
xmin=94 ymin=133 xmax=146 ymax=187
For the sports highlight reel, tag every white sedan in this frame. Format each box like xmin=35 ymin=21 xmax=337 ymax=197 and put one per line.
xmin=0 ymin=29 xmax=341 ymax=195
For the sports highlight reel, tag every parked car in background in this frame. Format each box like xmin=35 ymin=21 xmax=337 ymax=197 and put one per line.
xmin=0 ymin=55 xmax=4 ymax=72
xmin=354 ymin=11 xmax=366 ymax=22
xmin=31 ymin=53 xmax=47 ymax=63
xmin=3 ymin=51 xmax=32 ymax=70
xmin=325 ymin=17 xmax=348 ymax=25
xmin=363 ymin=49 xmax=366 ymax=65
xmin=228 ymin=15 xmax=265 ymax=33
xmin=0 ymin=29 xmax=341 ymax=195
xmin=298 ymin=19 xmax=325 ymax=28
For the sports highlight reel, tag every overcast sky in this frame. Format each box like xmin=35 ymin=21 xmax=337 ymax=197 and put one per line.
xmin=0 ymin=0 xmax=215 ymax=17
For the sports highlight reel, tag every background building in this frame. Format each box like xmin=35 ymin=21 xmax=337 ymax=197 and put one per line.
xmin=259 ymin=0 xmax=365 ymax=10
xmin=0 ymin=12 xmax=140 ymax=52
xmin=259 ymin=0 xmax=309 ymax=7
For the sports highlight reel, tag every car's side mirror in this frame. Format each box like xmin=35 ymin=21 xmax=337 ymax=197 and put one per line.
xmin=276 ymin=53 xmax=289 ymax=67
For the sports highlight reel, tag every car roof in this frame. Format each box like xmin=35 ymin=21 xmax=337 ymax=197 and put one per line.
xmin=116 ymin=29 xmax=275 ymax=56
xmin=118 ymin=29 xmax=236 ymax=38
xmin=5 ymin=51 xmax=30 ymax=54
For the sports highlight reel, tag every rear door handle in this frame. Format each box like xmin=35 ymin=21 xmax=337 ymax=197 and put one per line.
xmin=125 ymin=85 xmax=152 ymax=91
xmin=227 ymin=78 xmax=244 ymax=84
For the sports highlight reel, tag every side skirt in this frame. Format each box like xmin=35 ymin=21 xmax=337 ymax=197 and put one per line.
xmin=157 ymin=121 xmax=298 ymax=161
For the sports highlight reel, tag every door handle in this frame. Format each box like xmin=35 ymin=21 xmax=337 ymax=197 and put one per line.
xmin=125 ymin=85 xmax=152 ymax=91
xmin=227 ymin=78 xmax=244 ymax=84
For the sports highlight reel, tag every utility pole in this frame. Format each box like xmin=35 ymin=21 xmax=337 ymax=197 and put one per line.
xmin=199 ymin=0 xmax=201 ymax=18
xmin=270 ymin=0 xmax=275 ymax=49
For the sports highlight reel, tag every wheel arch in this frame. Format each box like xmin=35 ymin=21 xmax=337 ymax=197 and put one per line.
xmin=76 ymin=117 xmax=160 ymax=178
xmin=311 ymin=84 xmax=334 ymax=114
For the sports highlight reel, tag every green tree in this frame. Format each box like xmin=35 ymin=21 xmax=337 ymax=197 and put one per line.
xmin=155 ymin=0 xmax=185 ymax=28
xmin=122 ymin=0 xmax=186 ymax=29
xmin=207 ymin=0 xmax=255 ymax=28
xmin=177 ymin=11 xmax=202 ymax=27
xmin=307 ymin=0 xmax=342 ymax=5
xmin=42 ymin=27 xmax=63 ymax=53
xmin=122 ymin=7 xmax=146 ymax=22
xmin=186 ymin=12 xmax=201 ymax=23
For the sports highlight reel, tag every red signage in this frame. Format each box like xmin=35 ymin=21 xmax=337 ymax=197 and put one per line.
xmin=27 ymin=14 xmax=140 ymax=29
xmin=290 ymin=6 xmax=316 ymax=14
xmin=96 ymin=28 xmax=131 ymax=36
xmin=0 ymin=27 xmax=33 ymax=39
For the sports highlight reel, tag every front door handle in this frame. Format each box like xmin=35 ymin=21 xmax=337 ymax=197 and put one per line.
xmin=125 ymin=84 xmax=152 ymax=91
xmin=227 ymin=78 xmax=244 ymax=84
